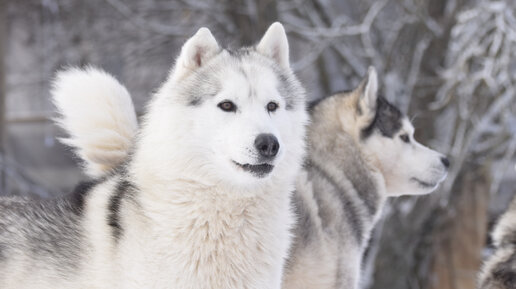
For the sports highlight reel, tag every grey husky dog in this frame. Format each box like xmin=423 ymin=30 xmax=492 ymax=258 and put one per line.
xmin=478 ymin=195 xmax=516 ymax=289
xmin=282 ymin=67 xmax=449 ymax=289
xmin=0 ymin=22 xmax=307 ymax=289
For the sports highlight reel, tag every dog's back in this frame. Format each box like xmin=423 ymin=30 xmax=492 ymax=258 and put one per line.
xmin=0 ymin=195 xmax=86 ymax=288
xmin=0 ymin=66 xmax=135 ymax=289
xmin=0 ymin=65 xmax=131 ymax=286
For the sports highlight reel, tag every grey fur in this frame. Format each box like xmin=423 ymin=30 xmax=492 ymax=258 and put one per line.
xmin=69 ymin=179 xmax=99 ymax=215
xmin=107 ymin=179 xmax=135 ymax=241
xmin=361 ymin=96 xmax=402 ymax=139
xmin=0 ymin=173 xmax=138 ymax=286
xmin=306 ymin=160 xmax=366 ymax=243
xmin=0 ymin=196 xmax=87 ymax=277
xmin=181 ymin=67 xmax=222 ymax=107
xmin=284 ymin=81 xmax=407 ymax=289
xmin=178 ymin=47 xmax=302 ymax=111
xmin=479 ymin=196 xmax=516 ymax=289
xmin=482 ymin=252 xmax=516 ymax=289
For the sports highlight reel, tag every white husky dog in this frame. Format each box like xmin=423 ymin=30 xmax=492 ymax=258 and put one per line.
xmin=0 ymin=22 xmax=307 ymax=289
xmin=283 ymin=68 xmax=449 ymax=289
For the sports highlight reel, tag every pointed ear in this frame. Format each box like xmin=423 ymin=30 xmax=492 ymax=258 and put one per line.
xmin=358 ymin=66 xmax=378 ymax=116
xmin=172 ymin=27 xmax=220 ymax=82
xmin=256 ymin=22 xmax=290 ymax=70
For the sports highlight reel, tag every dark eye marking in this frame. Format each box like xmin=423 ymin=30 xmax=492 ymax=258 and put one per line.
xmin=218 ymin=101 xmax=237 ymax=112
xmin=400 ymin=134 xmax=410 ymax=143
xmin=267 ymin=101 xmax=279 ymax=112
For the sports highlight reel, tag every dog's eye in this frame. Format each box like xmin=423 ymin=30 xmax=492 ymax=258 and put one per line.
xmin=400 ymin=134 xmax=410 ymax=143
xmin=267 ymin=102 xmax=278 ymax=112
xmin=218 ymin=101 xmax=237 ymax=112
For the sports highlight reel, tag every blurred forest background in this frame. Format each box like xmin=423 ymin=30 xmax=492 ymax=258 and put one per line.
xmin=1 ymin=0 xmax=515 ymax=288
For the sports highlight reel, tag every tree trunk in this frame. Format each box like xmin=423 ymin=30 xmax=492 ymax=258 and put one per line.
xmin=428 ymin=167 xmax=490 ymax=289
xmin=0 ymin=0 xmax=7 ymax=194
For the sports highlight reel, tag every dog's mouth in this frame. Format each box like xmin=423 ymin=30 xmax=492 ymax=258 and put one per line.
xmin=411 ymin=177 xmax=438 ymax=189
xmin=233 ymin=161 xmax=274 ymax=178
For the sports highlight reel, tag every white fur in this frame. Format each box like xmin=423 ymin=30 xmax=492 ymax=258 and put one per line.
xmin=363 ymin=66 xmax=378 ymax=113
xmin=52 ymin=67 xmax=138 ymax=178
xmin=171 ymin=27 xmax=220 ymax=82
xmin=362 ymin=117 xmax=448 ymax=196
xmin=358 ymin=68 xmax=448 ymax=196
xmin=256 ymin=22 xmax=290 ymax=70
xmin=492 ymin=202 xmax=516 ymax=248
xmin=124 ymin=25 xmax=306 ymax=288
xmin=43 ymin=23 xmax=307 ymax=289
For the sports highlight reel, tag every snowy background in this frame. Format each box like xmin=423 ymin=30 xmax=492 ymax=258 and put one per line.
xmin=1 ymin=0 xmax=515 ymax=288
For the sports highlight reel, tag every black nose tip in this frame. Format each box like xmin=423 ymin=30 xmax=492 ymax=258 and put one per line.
xmin=441 ymin=157 xmax=450 ymax=168
xmin=255 ymin=134 xmax=280 ymax=158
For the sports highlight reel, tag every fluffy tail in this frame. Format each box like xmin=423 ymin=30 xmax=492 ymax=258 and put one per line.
xmin=52 ymin=67 xmax=138 ymax=178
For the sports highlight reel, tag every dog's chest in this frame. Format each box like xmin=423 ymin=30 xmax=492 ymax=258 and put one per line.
xmin=117 ymin=193 xmax=292 ymax=289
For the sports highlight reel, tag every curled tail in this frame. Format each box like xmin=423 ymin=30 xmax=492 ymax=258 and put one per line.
xmin=52 ymin=67 xmax=138 ymax=178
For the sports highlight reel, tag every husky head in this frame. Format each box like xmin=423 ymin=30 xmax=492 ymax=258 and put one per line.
xmin=337 ymin=67 xmax=449 ymax=196
xmin=134 ymin=23 xmax=307 ymax=189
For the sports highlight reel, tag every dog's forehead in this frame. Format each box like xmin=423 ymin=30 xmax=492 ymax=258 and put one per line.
xmin=224 ymin=58 xmax=279 ymax=91
xmin=178 ymin=50 xmax=302 ymax=110
xmin=401 ymin=118 xmax=415 ymax=135
xmin=216 ymin=51 xmax=301 ymax=109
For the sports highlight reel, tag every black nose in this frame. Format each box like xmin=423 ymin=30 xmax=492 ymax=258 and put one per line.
xmin=255 ymin=134 xmax=280 ymax=158
xmin=441 ymin=157 xmax=450 ymax=168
